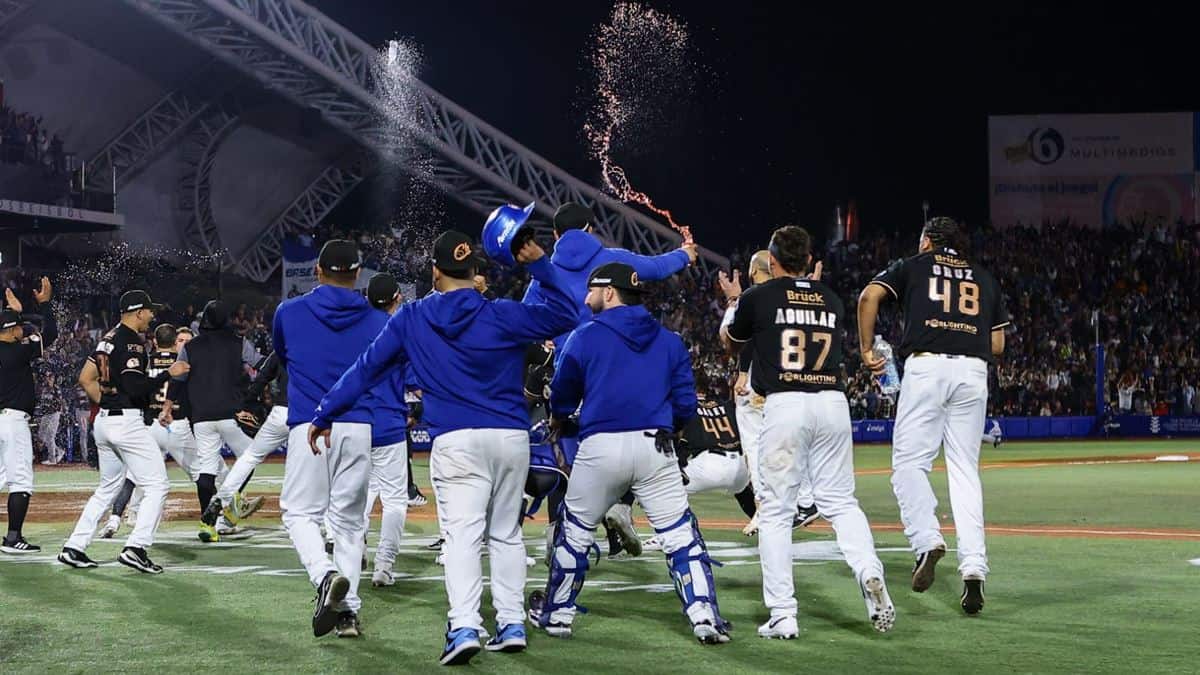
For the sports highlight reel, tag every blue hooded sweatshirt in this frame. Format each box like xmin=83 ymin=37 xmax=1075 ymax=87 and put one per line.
xmin=550 ymin=304 xmax=696 ymax=440
xmin=313 ymin=257 xmax=578 ymax=438
xmin=366 ymin=307 xmax=410 ymax=448
xmin=273 ymin=285 xmax=387 ymax=427
xmin=522 ymin=229 xmax=690 ymax=333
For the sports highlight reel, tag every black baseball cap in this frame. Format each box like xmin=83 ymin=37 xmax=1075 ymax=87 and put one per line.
xmin=367 ymin=273 xmax=401 ymax=308
xmin=432 ymin=230 xmax=479 ymax=274
xmin=553 ymin=202 xmax=594 ymax=234
xmin=0 ymin=309 xmax=19 ymax=330
xmin=318 ymin=239 xmax=362 ymax=273
xmin=587 ymin=262 xmax=644 ymax=294
xmin=119 ymin=290 xmax=162 ymax=314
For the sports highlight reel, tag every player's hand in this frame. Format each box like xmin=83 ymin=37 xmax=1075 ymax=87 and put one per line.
xmin=33 ymin=277 xmax=52 ymax=304
xmin=4 ymin=287 xmax=22 ymax=313
xmin=806 ymin=260 xmax=823 ymax=281
xmin=235 ymin=410 xmax=260 ymax=429
xmin=861 ymin=348 xmax=886 ymax=374
xmin=157 ymin=408 xmax=173 ymax=427
xmin=167 ymin=361 xmax=190 ymax=377
xmin=734 ymin=371 xmax=750 ymax=397
xmin=308 ymin=424 xmax=330 ymax=455
xmin=515 ymin=239 xmax=546 ymax=264
xmin=680 ymin=242 xmax=699 ymax=265
xmin=717 ymin=269 xmax=742 ymax=300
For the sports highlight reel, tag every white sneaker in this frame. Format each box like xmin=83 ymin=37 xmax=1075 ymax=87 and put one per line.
xmin=99 ymin=515 xmax=121 ymax=539
xmin=603 ymin=503 xmax=642 ymax=557
xmin=371 ymin=569 xmax=395 ymax=587
xmin=640 ymin=535 xmax=663 ymax=552
xmin=861 ymin=577 xmax=895 ymax=633
xmin=741 ymin=514 xmax=759 ymax=537
xmin=757 ymin=615 xmax=799 ymax=639
xmin=216 ymin=518 xmax=244 ymax=537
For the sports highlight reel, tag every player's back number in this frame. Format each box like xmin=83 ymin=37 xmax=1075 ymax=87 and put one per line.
xmin=928 ymin=264 xmax=979 ymax=317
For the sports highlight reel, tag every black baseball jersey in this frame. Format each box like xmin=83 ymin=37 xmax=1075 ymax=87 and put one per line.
xmin=870 ymin=247 xmax=1010 ymax=362
xmin=92 ymin=324 xmax=155 ymax=410
xmin=681 ymin=398 xmax=740 ymax=458
xmin=727 ymin=277 xmax=845 ymax=396
xmin=0 ymin=333 xmax=46 ymax=414
xmin=145 ymin=349 xmax=188 ymax=424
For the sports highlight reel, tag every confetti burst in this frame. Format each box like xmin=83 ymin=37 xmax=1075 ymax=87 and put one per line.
xmin=586 ymin=1 xmax=695 ymax=243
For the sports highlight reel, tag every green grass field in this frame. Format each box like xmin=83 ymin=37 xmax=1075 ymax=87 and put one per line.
xmin=1 ymin=440 xmax=1197 ymax=673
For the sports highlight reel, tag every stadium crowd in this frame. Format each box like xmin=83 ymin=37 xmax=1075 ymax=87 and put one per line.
xmin=8 ymin=217 xmax=1200 ymax=464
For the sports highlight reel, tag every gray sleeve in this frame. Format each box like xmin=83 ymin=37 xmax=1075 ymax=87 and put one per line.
xmin=242 ymin=338 xmax=260 ymax=368
xmin=173 ymin=344 xmax=190 ymax=381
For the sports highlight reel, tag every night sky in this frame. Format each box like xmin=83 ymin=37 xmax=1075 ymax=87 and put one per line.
xmin=314 ymin=0 xmax=1198 ymax=254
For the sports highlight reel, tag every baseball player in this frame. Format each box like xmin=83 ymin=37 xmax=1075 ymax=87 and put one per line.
xmin=60 ymin=290 xmax=188 ymax=573
xmin=529 ymin=262 xmax=731 ymax=645
xmin=271 ymin=240 xmax=385 ymax=639
xmin=720 ymin=250 xmax=818 ymax=536
xmin=981 ymin=417 xmax=1003 ymax=448
xmin=723 ymin=226 xmax=894 ymax=638
xmin=858 ymin=216 xmax=1009 ymax=616
xmin=169 ymin=300 xmax=256 ymax=543
xmin=199 ymin=349 xmax=285 ymax=531
xmin=311 ymin=230 xmax=577 ymax=664
xmin=0 ymin=278 xmax=56 ymax=553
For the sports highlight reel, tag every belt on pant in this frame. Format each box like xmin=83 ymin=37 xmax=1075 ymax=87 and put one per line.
xmin=1 ymin=408 xmax=31 ymax=420
xmin=911 ymin=351 xmax=968 ymax=359
xmin=703 ymin=448 xmax=742 ymax=457
xmin=99 ymin=409 xmax=141 ymax=417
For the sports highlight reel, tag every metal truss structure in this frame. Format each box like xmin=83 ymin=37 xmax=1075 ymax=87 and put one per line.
xmin=122 ymin=0 xmax=727 ymax=280
xmin=176 ymin=101 xmax=241 ymax=254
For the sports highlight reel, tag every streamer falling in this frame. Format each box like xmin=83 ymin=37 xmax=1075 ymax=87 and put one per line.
xmin=586 ymin=2 xmax=695 ymax=242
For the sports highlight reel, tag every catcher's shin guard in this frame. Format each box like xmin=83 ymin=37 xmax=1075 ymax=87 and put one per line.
xmin=660 ymin=509 xmax=730 ymax=630
xmin=538 ymin=508 xmax=599 ymax=625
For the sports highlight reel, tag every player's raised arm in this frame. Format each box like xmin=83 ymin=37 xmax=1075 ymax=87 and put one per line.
xmin=496 ymin=240 xmax=579 ymax=343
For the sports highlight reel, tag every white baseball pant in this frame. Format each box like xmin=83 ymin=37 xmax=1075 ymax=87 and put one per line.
xmin=0 ymin=409 xmax=35 ymax=493
xmin=193 ymin=419 xmax=252 ymax=476
xmin=684 ymin=450 xmax=750 ymax=496
xmin=123 ymin=419 xmax=224 ymax=516
xmin=551 ymin=430 xmax=708 ymax=626
xmin=891 ymin=354 xmax=990 ymax=579
xmin=281 ymin=422 xmax=371 ymax=613
xmin=66 ymin=410 xmax=169 ymax=552
xmin=364 ymin=440 xmax=409 ymax=572
xmin=736 ymin=392 xmax=814 ymax=507
xmin=215 ymin=406 xmax=288 ymax=503
xmin=759 ymin=391 xmax=885 ymax=618
xmin=38 ymin=411 xmax=62 ymax=463
xmin=430 ymin=428 xmax=529 ymax=631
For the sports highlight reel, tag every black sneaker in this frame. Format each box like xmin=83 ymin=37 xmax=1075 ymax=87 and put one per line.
xmin=426 ymin=537 xmax=444 ymax=552
xmin=961 ymin=577 xmax=986 ymax=615
xmin=911 ymin=545 xmax=946 ymax=592
xmin=201 ymin=497 xmax=223 ymax=527
xmin=118 ymin=546 xmax=164 ymax=574
xmin=313 ymin=571 xmax=350 ymax=637
xmin=57 ymin=547 xmax=99 ymax=569
xmin=792 ymin=503 xmax=820 ymax=529
xmin=1 ymin=537 xmax=41 ymax=554
xmin=335 ymin=611 xmax=361 ymax=638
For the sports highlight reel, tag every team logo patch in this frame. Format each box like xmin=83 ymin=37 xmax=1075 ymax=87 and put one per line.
xmin=453 ymin=242 xmax=472 ymax=262
xmin=28 ymin=334 xmax=40 ymax=343
xmin=126 ymin=358 xmax=140 ymax=368
xmin=630 ymin=271 xmax=639 ymax=287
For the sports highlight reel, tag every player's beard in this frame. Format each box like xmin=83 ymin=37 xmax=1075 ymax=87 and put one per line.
xmin=586 ymin=297 xmax=605 ymax=314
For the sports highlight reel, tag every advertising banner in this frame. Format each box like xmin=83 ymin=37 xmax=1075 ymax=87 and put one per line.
xmin=281 ymin=235 xmax=376 ymax=298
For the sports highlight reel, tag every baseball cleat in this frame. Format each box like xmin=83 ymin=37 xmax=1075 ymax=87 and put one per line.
xmin=757 ymin=615 xmax=799 ymax=639
xmin=440 ymin=625 xmax=482 ymax=665
xmin=741 ymin=514 xmax=759 ymax=537
xmin=528 ymin=590 xmax=573 ymax=638
xmin=1 ymin=537 xmax=41 ymax=554
xmin=371 ymin=569 xmax=395 ymax=587
xmin=603 ymin=503 xmax=642 ymax=557
xmin=911 ymin=545 xmax=946 ymax=592
xmin=961 ymin=576 xmax=986 ymax=615
xmin=793 ymin=503 xmax=820 ymax=528
xmin=335 ymin=611 xmax=361 ymax=638
xmin=427 ymin=537 xmax=444 ymax=551
xmin=202 ymin=497 xmax=225 ymax=527
xmin=640 ymin=535 xmax=663 ymax=552
xmin=198 ymin=523 xmax=219 ymax=543
xmin=313 ymin=571 xmax=350 ymax=637
xmin=216 ymin=520 xmax=246 ymax=537
xmin=861 ymin=576 xmax=896 ymax=633
xmin=118 ymin=547 xmax=163 ymax=574
xmin=57 ymin=547 xmax=99 ymax=569
xmin=693 ymin=619 xmax=732 ymax=644
xmin=237 ymin=494 xmax=266 ymax=520
xmin=484 ymin=623 xmax=527 ymax=652
xmin=99 ymin=515 xmax=122 ymax=539
xmin=408 ymin=492 xmax=429 ymax=507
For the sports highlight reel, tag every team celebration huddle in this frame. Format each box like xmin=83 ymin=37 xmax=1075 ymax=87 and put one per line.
xmin=0 ymin=201 xmax=1009 ymax=666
